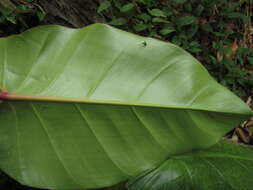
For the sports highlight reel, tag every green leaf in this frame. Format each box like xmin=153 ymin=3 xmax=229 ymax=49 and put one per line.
xmin=137 ymin=13 xmax=151 ymax=22
xmin=0 ymin=24 xmax=251 ymax=189
xmin=201 ymin=23 xmax=213 ymax=32
xmin=159 ymin=28 xmax=175 ymax=35
xmin=219 ymin=47 xmax=233 ymax=56
xmin=238 ymin=48 xmax=253 ymax=57
xmin=36 ymin=11 xmax=46 ymax=21
xmin=172 ymin=35 xmax=182 ymax=46
xmin=189 ymin=47 xmax=202 ymax=54
xmin=148 ymin=9 xmax=166 ymax=17
xmin=212 ymin=41 xmax=223 ymax=49
xmin=97 ymin=1 xmax=111 ymax=13
xmin=189 ymin=41 xmax=200 ymax=47
xmin=5 ymin=15 xmax=16 ymax=24
xmin=225 ymin=12 xmax=245 ymax=19
xmin=16 ymin=5 xmax=32 ymax=12
xmin=148 ymin=31 xmax=157 ymax=37
xmin=223 ymin=2 xmax=240 ymax=12
xmin=184 ymin=3 xmax=192 ymax=12
xmin=120 ymin=3 xmax=135 ymax=13
xmin=248 ymin=57 xmax=253 ymax=65
xmin=112 ymin=0 xmax=122 ymax=9
xmin=162 ymin=8 xmax=173 ymax=17
xmin=196 ymin=4 xmax=204 ymax=16
xmin=171 ymin=0 xmax=187 ymax=5
xmin=128 ymin=140 xmax=253 ymax=190
xmin=152 ymin=17 xmax=169 ymax=23
xmin=224 ymin=29 xmax=234 ymax=35
xmin=109 ymin=18 xmax=127 ymax=26
xmin=133 ymin=23 xmax=149 ymax=32
xmin=213 ymin=31 xmax=225 ymax=37
xmin=187 ymin=24 xmax=199 ymax=38
xmin=176 ymin=16 xmax=197 ymax=27
xmin=0 ymin=8 xmax=13 ymax=16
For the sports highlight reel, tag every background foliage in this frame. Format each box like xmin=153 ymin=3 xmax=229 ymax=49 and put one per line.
xmin=0 ymin=0 xmax=252 ymax=189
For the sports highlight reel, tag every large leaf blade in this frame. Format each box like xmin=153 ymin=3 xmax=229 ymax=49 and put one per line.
xmin=0 ymin=24 xmax=251 ymax=114
xmin=0 ymin=24 xmax=252 ymax=189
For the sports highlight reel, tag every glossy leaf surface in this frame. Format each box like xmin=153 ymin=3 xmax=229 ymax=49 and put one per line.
xmin=128 ymin=140 xmax=253 ymax=190
xmin=0 ymin=24 xmax=251 ymax=189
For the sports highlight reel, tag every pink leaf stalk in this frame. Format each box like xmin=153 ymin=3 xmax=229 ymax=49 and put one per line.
xmin=0 ymin=92 xmax=10 ymax=100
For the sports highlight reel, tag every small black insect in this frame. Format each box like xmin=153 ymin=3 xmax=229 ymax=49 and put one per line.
xmin=142 ymin=41 xmax=147 ymax=47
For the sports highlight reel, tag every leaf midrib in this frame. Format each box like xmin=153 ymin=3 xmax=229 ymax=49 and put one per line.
xmin=1 ymin=92 xmax=252 ymax=116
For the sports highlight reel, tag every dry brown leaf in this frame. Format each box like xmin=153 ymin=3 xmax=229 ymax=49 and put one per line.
xmin=217 ymin=40 xmax=238 ymax=61
xmin=235 ymin=127 xmax=250 ymax=144
xmin=246 ymin=120 xmax=253 ymax=127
